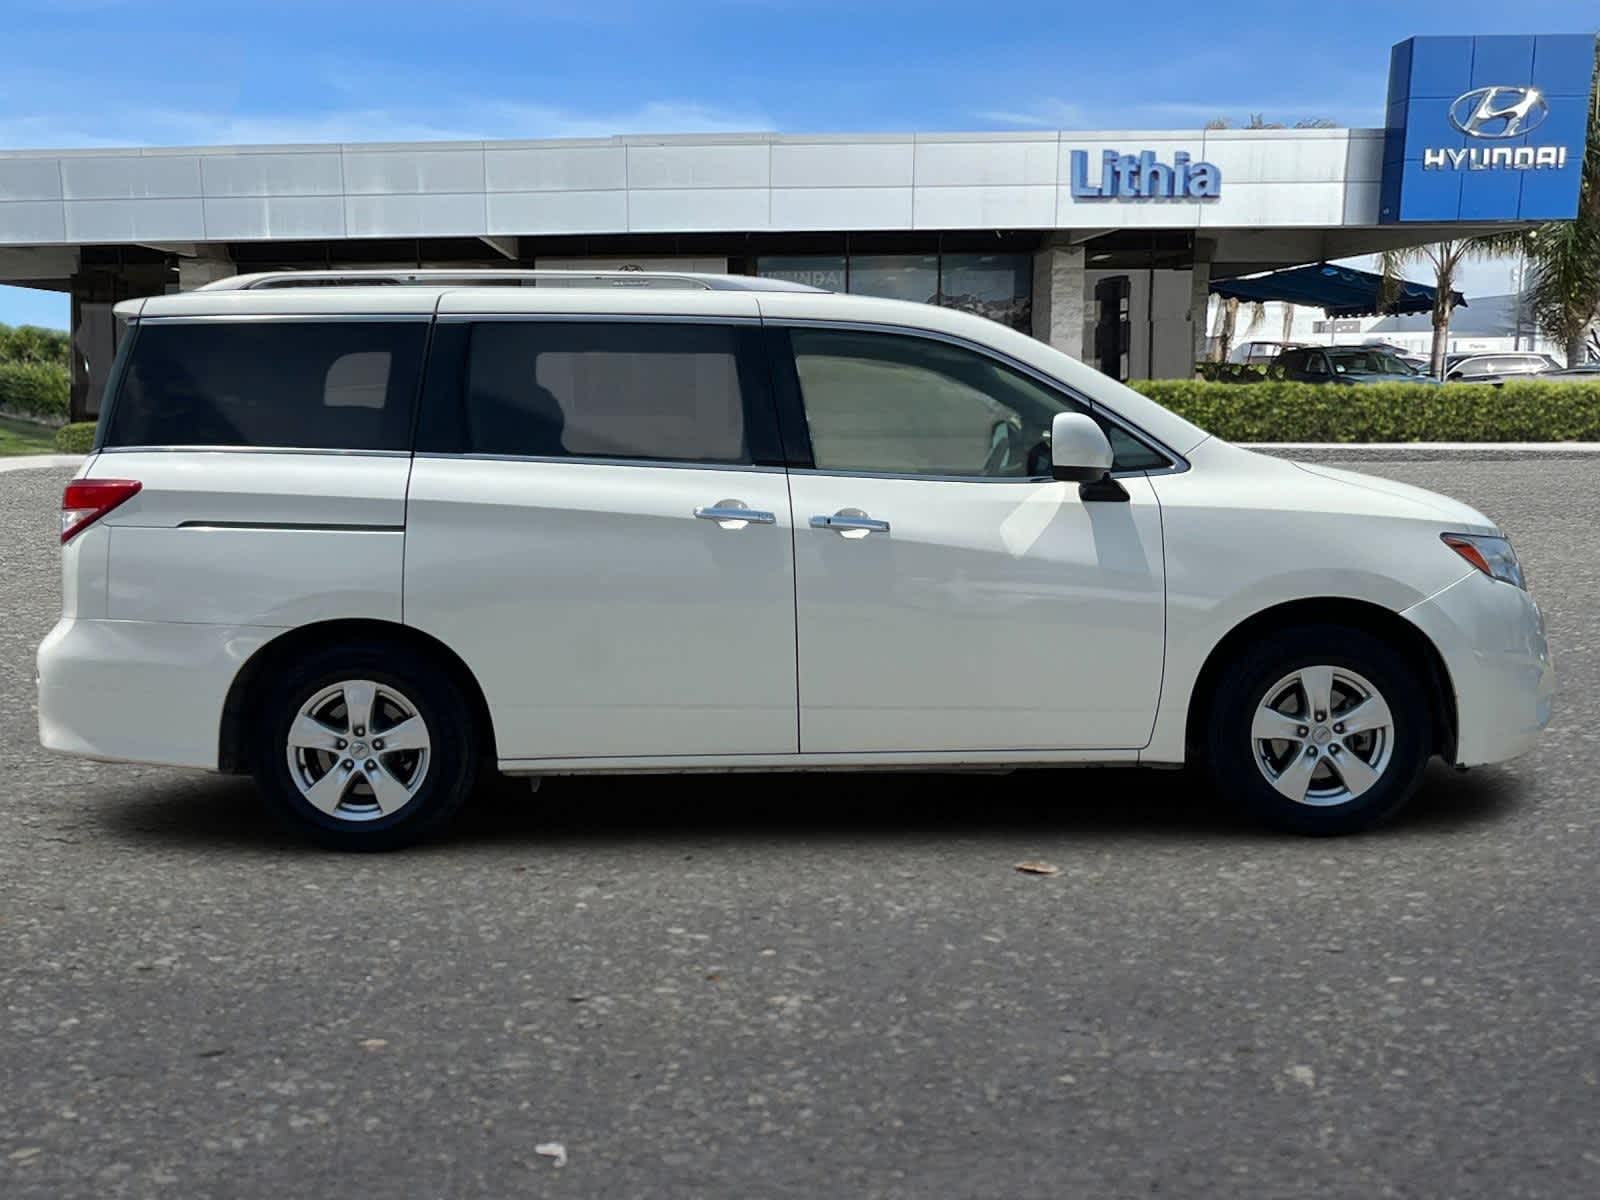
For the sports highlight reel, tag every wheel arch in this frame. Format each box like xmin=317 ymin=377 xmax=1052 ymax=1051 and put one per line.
xmin=217 ymin=618 xmax=497 ymax=773
xmin=1182 ymin=597 xmax=1457 ymax=764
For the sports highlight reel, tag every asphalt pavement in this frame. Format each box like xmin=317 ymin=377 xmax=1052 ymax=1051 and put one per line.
xmin=2 ymin=458 xmax=1597 ymax=1198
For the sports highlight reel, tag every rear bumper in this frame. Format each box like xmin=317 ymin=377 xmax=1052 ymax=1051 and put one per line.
xmin=1400 ymin=571 xmax=1554 ymax=767
xmin=36 ymin=617 xmax=275 ymax=770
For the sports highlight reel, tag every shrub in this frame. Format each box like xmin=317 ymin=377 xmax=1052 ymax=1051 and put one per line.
xmin=0 ymin=323 xmax=70 ymax=368
xmin=0 ymin=361 xmax=70 ymax=423
xmin=54 ymin=422 xmax=97 ymax=454
xmin=1194 ymin=361 xmax=1270 ymax=383
xmin=1126 ymin=379 xmax=1600 ymax=442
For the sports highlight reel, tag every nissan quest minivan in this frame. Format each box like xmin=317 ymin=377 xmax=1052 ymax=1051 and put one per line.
xmin=37 ymin=270 xmax=1554 ymax=848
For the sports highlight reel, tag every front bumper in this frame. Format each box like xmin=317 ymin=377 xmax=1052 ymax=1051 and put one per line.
xmin=37 ymin=617 xmax=276 ymax=770
xmin=1400 ymin=570 xmax=1554 ymax=767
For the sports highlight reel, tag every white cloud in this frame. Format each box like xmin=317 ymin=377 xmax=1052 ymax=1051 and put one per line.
xmin=0 ymin=97 xmax=774 ymax=151
xmin=970 ymin=98 xmax=1089 ymax=129
xmin=973 ymin=92 xmax=1377 ymax=133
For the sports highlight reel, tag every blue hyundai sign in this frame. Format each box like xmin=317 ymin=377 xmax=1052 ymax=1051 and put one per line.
xmin=1380 ymin=35 xmax=1596 ymax=223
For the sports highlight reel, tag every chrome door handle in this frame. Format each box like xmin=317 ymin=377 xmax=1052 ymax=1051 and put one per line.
xmin=694 ymin=501 xmax=776 ymax=529
xmin=810 ymin=511 xmax=890 ymax=538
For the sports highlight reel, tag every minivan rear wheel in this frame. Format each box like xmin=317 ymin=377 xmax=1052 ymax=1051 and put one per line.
xmin=1204 ymin=625 xmax=1431 ymax=835
xmin=251 ymin=641 xmax=477 ymax=849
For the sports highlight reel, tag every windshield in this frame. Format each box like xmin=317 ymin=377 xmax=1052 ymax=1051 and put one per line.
xmin=1327 ymin=349 xmax=1414 ymax=375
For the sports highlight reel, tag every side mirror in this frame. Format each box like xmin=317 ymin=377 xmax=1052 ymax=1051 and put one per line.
xmin=1050 ymin=412 xmax=1127 ymax=502
xmin=1050 ymin=412 xmax=1114 ymax=482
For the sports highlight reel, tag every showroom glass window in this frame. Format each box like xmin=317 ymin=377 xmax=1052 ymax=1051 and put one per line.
xmin=788 ymin=328 xmax=1166 ymax=477
xmin=848 ymin=255 xmax=938 ymax=303
xmin=940 ymin=254 xmax=1032 ymax=331
xmin=755 ymin=252 xmax=1033 ymax=331
xmin=755 ymin=256 xmax=846 ymax=291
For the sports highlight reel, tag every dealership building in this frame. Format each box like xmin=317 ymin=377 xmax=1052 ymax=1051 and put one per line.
xmin=0 ymin=33 xmax=1592 ymax=419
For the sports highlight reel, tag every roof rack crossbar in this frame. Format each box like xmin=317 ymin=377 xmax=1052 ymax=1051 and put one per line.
xmin=198 ymin=269 xmax=822 ymax=294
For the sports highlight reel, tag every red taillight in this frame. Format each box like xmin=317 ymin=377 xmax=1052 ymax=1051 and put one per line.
xmin=61 ymin=478 xmax=141 ymax=544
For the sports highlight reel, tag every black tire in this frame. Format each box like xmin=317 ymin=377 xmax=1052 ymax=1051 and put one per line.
xmin=1204 ymin=624 xmax=1432 ymax=835
xmin=250 ymin=639 xmax=478 ymax=850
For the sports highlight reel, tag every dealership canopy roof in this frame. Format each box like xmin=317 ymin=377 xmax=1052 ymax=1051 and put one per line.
xmin=1209 ymin=263 xmax=1466 ymax=318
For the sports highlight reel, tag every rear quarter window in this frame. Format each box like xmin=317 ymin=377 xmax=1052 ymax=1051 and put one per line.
xmin=103 ymin=320 xmax=427 ymax=451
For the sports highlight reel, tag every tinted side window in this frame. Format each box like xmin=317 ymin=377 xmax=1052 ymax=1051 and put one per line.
xmin=432 ymin=322 xmax=768 ymax=465
xmin=788 ymin=328 xmax=1168 ymax=477
xmin=104 ymin=320 xmax=425 ymax=451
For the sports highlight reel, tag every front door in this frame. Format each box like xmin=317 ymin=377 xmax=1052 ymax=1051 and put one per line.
xmin=777 ymin=326 xmax=1167 ymax=754
xmin=405 ymin=315 xmax=799 ymax=762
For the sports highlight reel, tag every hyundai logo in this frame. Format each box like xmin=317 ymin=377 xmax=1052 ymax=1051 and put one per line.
xmin=1448 ymin=86 xmax=1549 ymax=139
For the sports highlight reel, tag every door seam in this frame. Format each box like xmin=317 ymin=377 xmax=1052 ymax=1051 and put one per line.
xmin=785 ymin=465 xmax=802 ymax=754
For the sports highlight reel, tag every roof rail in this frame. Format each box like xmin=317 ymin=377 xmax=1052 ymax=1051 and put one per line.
xmin=198 ymin=269 xmax=823 ymax=294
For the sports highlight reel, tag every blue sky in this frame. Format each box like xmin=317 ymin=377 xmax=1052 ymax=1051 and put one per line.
xmin=3 ymin=0 xmax=1597 ymax=328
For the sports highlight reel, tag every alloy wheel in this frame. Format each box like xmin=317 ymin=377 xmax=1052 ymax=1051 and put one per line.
xmin=284 ymin=679 xmax=432 ymax=821
xmin=1251 ymin=665 xmax=1394 ymax=807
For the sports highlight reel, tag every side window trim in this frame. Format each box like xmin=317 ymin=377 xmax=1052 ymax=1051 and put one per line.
xmin=763 ymin=326 xmax=815 ymax=470
xmin=414 ymin=315 xmax=785 ymax=469
xmin=767 ymin=318 xmax=1184 ymax=480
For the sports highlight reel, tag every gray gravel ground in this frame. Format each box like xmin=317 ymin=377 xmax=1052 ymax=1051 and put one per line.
xmin=2 ymin=459 xmax=1597 ymax=1198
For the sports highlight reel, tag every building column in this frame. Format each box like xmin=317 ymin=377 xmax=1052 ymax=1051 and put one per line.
xmin=1188 ymin=239 xmax=1215 ymax=369
xmin=177 ymin=255 xmax=234 ymax=290
xmin=1030 ymin=241 xmax=1086 ymax=360
xmin=68 ymin=264 xmax=169 ymax=422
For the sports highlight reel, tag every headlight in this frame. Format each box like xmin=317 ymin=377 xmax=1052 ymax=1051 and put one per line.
xmin=1441 ymin=532 xmax=1526 ymax=589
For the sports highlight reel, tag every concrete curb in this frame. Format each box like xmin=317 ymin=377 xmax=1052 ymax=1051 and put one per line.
xmin=1244 ymin=443 xmax=1600 ymax=462
xmin=0 ymin=454 xmax=83 ymax=473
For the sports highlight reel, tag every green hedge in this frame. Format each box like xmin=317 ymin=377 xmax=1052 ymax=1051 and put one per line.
xmin=0 ymin=361 xmax=70 ymax=423
xmin=1127 ymin=379 xmax=1600 ymax=442
xmin=54 ymin=422 xmax=96 ymax=454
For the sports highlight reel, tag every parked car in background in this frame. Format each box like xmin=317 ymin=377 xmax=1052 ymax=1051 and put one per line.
xmin=1228 ymin=339 xmax=1304 ymax=366
xmin=1274 ymin=346 xmax=1431 ymax=384
xmin=1444 ymin=352 xmax=1561 ymax=383
xmin=1534 ymin=363 xmax=1600 ymax=380
xmin=1356 ymin=340 xmax=1430 ymax=373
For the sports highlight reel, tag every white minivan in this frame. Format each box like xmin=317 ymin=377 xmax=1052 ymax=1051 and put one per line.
xmin=37 ymin=270 xmax=1553 ymax=848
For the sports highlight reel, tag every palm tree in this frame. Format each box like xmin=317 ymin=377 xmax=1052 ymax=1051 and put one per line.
xmin=1205 ymin=115 xmax=1337 ymax=131
xmin=1499 ymin=40 xmax=1600 ymax=366
xmin=1378 ymin=240 xmax=1500 ymax=378
xmin=1210 ymin=296 xmax=1239 ymax=362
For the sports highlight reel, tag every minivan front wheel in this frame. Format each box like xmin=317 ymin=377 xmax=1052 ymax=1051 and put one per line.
xmin=1204 ymin=625 xmax=1431 ymax=835
xmin=251 ymin=642 xmax=477 ymax=849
